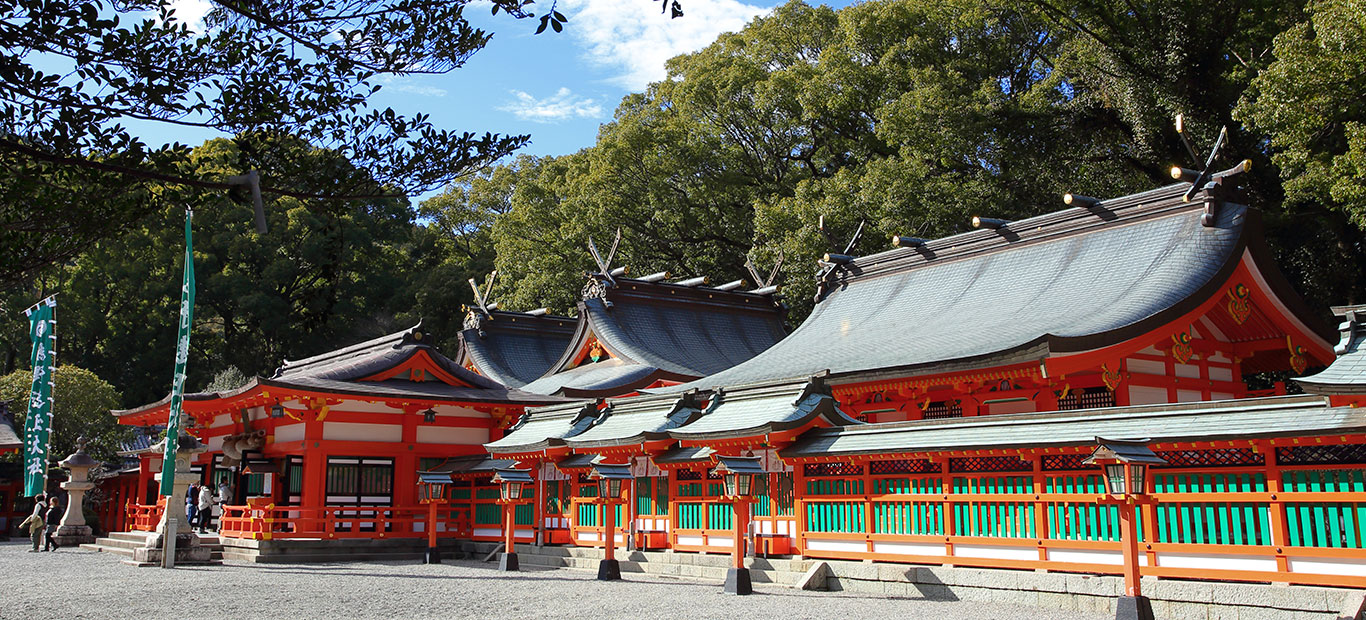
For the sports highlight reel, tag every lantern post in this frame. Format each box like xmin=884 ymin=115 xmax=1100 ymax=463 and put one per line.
xmin=713 ymin=455 xmax=765 ymax=595
xmin=417 ymin=470 xmax=453 ymax=564
xmin=492 ymin=466 xmax=533 ymax=571
xmin=588 ymin=462 xmax=632 ymax=581
xmin=1083 ymin=437 xmax=1166 ymax=620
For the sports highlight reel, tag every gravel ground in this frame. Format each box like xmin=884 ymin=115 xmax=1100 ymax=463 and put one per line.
xmin=0 ymin=541 xmax=1106 ymax=620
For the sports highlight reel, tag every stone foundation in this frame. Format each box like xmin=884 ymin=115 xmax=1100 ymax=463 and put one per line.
xmin=52 ymin=524 xmax=95 ymax=546
xmin=131 ymin=532 xmax=215 ymax=565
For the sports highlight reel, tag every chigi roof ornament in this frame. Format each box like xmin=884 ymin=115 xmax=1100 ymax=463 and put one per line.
xmin=744 ymin=251 xmax=783 ymax=296
xmin=582 ymin=228 xmax=624 ymax=301
xmin=462 ymin=271 xmax=499 ymax=332
xmin=1169 ymin=113 xmax=1252 ymax=226
xmin=814 ymin=215 xmax=864 ymax=301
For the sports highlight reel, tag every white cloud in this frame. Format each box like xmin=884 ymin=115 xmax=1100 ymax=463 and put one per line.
xmin=560 ymin=0 xmax=769 ymax=90
xmin=499 ymin=87 xmax=604 ymax=122
xmin=375 ymin=75 xmax=449 ymax=97
xmin=167 ymin=0 xmax=214 ymax=32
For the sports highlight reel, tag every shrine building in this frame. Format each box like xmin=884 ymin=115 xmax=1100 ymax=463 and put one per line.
xmin=485 ymin=177 xmax=1366 ymax=588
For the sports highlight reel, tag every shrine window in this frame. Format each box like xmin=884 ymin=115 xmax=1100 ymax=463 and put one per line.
xmin=924 ymin=400 xmax=963 ymax=420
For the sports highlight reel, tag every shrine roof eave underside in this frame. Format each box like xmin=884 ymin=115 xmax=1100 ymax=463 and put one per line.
xmin=111 ymin=375 xmax=568 ymax=424
xmin=779 ymin=394 xmax=1366 ymax=459
xmin=663 ymin=183 xmax=1334 ymax=394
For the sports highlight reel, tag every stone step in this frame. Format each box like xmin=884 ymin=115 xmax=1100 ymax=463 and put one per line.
xmin=82 ymin=542 xmax=225 ymax=561
xmin=90 ymin=535 xmax=223 ymax=552
xmin=517 ymin=552 xmax=803 ymax=585
xmin=512 ymin=547 xmax=806 ymax=585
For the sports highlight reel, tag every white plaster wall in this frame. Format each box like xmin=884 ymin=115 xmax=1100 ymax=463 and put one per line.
xmin=1129 ymin=385 xmax=1168 ymax=405
xmin=414 ymin=426 xmax=488 ymax=445
xmin=322 ymin=422 xmax=402 ymax=442
xmin=273 ymin=423 xmax=305 ymax=443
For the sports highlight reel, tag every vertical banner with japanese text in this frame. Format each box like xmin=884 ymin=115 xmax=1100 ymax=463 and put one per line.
xmin=159 ymin=210 xmax=195 ymax=496
xmin=21 ymin=296 xmax=56 ymax=496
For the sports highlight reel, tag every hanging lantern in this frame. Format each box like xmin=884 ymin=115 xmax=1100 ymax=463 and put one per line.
xmin=1083 ymin=437 xmax=1166 ymax=497
xmin=713 ymin=455 xmax=765 ymax=498
xmin=588 ymin=462 xmax=632 ymax=498
xmin=492 ymin=466 xmax=533 ymax=502
xmin=270 ymin=403 xmax=285 ymax=419
xmin=422 ymin=408 xmax=437 ymax=424
xmin=417 ymin=471 xmax=454 ymax=503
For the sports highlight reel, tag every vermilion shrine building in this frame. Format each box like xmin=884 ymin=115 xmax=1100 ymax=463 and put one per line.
xmin=110 ymin=178 xmax=1366 ymax=588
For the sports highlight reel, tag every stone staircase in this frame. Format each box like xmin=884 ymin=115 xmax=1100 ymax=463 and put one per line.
xmin=81 ymin=531 xmax=225 ymax=563
xmin=511 ymin=545 xmax=811 ymax=587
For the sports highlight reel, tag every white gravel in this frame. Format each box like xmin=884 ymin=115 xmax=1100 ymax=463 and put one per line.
xmin=0 ymin=541 xmax=1106 ymax=620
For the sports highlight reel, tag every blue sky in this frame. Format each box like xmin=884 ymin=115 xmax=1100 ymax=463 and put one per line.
xmin=148 ymin=0 xmax=856 ymax=202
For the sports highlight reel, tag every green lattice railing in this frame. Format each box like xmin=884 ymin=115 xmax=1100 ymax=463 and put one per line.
xmin=1282 ymin=469 xmax=1365 ymax=549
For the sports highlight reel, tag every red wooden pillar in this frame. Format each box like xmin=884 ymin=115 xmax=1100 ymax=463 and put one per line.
xmin=504 ymin=501 xmax=516 ymax=553
xmin=1263 ymin=442 xmax=1291 ymax=573
xmin=602 ymin=499 xmax=615 ymax=561
xmin=732 ymin=499 xmax=749 ymax=569
xmin=1119 ymin=499 xmax=1142 ymax=596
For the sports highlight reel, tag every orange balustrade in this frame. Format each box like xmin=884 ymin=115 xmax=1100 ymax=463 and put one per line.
xmin=217 ymin=504 xmax=475 ymax=541
xmin=126 ymin=498 xmax=166 ymax=532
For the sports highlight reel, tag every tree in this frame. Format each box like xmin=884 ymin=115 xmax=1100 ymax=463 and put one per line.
xmin=1 ymin=135 xmax=422 ymax=406
xmin=1236 ymin=0 xmax=1366 ymax=306
xmin=0 ymin=365 xmax=128 ymax=463
xmin=0 ymin=0 xmax=553 ymax=288
xmin=203 ymin=366 xmax=248 ymax=393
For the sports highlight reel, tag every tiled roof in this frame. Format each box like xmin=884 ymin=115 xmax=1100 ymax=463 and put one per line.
xmin=520 ymin=358 xmax=675 ymax=398
xmin=779 ymin=394 xmax=1361 ymax=458
xmin=274 ymin=323 xmax=501 ymax=389
xmin=524 ymin=276 xmax=788 ymax=397
xmin=675 ymin=184 xmax=1259 ymax=390
xmin=1299 ymin=305 xmax=1366 ymax=395
xmin=564 ymin=392 xmax=705 ymax=449
xmin=668 ymin=377 xmax=860 ymax=441
xmin=114 ymin=324 xmax=565 ymax=418
xmin=428 ymin=455 xmax=517 ymax=475
xmin=458 ymin=310 xmax=576 ymax=388
xmin=484 ymin=401 xmax=600 ymax=454
xmin=652 ymin=445 xmax=716 ymax=465
xmin=0 ymin=413 xmax=19 ymax=451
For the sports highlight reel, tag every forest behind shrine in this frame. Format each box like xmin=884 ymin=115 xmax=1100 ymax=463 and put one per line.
xmin=1 ymin=0 xmax=1363 ymax=415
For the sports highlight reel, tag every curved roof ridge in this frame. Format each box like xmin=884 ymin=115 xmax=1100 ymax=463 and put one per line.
xmin=674 ymin=184 xmax=1261 ymax=391
xmin=275 ymin=322 xmax=423 ymax=377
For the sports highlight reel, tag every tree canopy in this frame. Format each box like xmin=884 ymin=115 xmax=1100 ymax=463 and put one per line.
xmin=0 ymin=0 xmax=547 ymax=288
xmin=411 ymin=0 xmax=1363 ymax=319
xmin=0 ymin=365 xmax=127 ymax=463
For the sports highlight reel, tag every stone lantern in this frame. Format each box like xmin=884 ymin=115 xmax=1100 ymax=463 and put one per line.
xmin=53 ymin=437 xmax=97 ymax=546
xmin=132 ymin=428 xmax=213 ymax=567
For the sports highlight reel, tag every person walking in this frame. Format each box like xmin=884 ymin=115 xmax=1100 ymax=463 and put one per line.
xmin=196 ymin=482 xmax=215 ymax=533
xmin=43 ymin=496 xmax=62 ymax=551
xmin=18 ymin=511 xmax=44 ymax=552
xmin=186 ymin=482 xmax=199 ymax=526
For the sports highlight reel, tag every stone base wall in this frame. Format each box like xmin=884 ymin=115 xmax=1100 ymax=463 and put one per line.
xmin=822 ymin=561 xmax=1365 ymax=620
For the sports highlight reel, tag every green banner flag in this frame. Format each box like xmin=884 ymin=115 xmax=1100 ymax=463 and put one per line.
xmin=21 ymin=296 xmax=56 ymax=497
xmin=160 ymin=210 xmax=195 ymax=496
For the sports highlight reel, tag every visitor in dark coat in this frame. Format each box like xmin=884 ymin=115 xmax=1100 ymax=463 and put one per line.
xmin=43 ymin=497 xmax=62 ymax=551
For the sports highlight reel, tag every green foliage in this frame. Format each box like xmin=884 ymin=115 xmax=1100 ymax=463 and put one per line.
xmin=0 ymin=365 xmax=128 ymax=463
xmin=1235 ymin=0 xmax=1366 ymax=308
xmin=203 ymin=366 xmax=248 ymax=393
xmin=1 ymin=135 xmax=441 ymax=407
xmin=0 ymin=0 xmax=563 ymax=288
xmin=1239 ymin=0 xmax=1366 ymax=221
